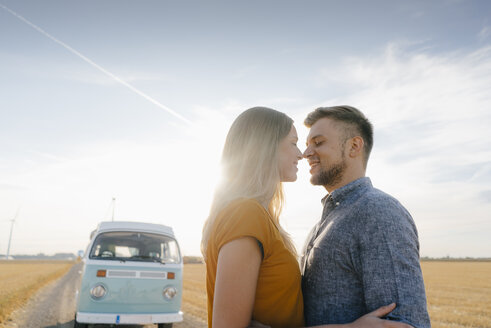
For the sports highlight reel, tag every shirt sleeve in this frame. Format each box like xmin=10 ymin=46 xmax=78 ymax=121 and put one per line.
xmin=214 ymin=200 xmax=272 ymax=258
xmin=355 ymin=199 xmax=431 ymax=328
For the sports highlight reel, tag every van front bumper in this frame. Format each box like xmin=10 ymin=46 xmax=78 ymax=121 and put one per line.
xmin=76 ymin=311 xmax=183 ymax=324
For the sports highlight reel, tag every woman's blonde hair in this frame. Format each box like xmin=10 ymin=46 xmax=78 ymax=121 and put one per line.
xmin=201 ymin=107 xmax=297 ymax=258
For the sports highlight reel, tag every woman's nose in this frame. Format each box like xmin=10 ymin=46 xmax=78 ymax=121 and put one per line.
xmin=296 ymin=147 xmax=303 ymax=159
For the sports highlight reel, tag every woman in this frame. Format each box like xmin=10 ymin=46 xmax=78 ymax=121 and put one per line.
xmin=201 ymin=107 xmax=410 ymax=328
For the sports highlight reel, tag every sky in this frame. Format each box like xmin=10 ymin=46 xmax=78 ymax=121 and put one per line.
xmin=1 ymin=0 xmax=490 ymax=258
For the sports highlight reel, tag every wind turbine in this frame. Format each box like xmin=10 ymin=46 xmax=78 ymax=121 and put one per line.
xmin=6 ymin=207 xmax=20 ymax=260
xmin=111 ymin=197 xmax=116 ymax=222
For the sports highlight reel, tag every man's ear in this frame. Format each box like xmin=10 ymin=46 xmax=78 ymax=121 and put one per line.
xmin=348 ymin=136 xmax=364 ymax=158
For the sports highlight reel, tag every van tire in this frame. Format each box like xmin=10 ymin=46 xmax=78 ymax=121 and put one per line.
xmin=74 ymin=321 xmax=87 ymax=328
xmin=158 ymin=324 xmax=172 ymax=328
xmin=73 ymin=315 xmax=88 ymax=328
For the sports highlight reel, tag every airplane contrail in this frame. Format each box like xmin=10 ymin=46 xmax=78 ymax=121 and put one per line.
xmin=0 ymin=3 xmax=193 ymax=125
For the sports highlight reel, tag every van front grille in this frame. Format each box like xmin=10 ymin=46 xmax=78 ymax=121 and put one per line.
xmin=140 ymin=271 xmax=167 ymax=279
xmin=107 ymin=270 xmax=136 ymax=278
xmin=105 ymin=270 xmax=168 ymax=279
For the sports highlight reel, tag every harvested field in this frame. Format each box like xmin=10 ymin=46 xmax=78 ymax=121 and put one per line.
xmin=1 ymin=261 xmax=489 ymax=327
xmin=182 ymin=263 xmax=208 ymax=325
xmin=0 ymin=260 xmax=73 ymax=325
xmin=421 ymin=261 xmax=491 ymax=328
xmin=183 ymin=262 xmax=491 ymax=328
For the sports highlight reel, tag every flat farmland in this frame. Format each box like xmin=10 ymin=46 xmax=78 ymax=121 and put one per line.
xmin=1 ymin=261 xmax=489 ymax=327
xmin=183 ymin=262 xmax=491 ymax=328
xmin=0 ymin=260 xmax=73 ymax=325
xmin=421 ymin=261 xmax=491 ymax=328
xmin=182 ymin=264 xmax=208 ymax=325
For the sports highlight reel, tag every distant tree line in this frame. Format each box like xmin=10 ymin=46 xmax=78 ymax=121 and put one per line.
xmin=421 ymin=256 xmax=491 ymax=262
xmin=1 ymin=254 xmax=206 ymax=263
xmin=183 ymin=256 xmax=204 ymax=264
xmin=0 ymin=253 xmax=76 ymax=260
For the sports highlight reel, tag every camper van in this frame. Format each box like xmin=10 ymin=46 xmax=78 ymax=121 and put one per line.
xmin=75 ymin=221 xmax=183 ymax=328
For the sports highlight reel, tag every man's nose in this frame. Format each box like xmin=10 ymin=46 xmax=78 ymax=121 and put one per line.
xmin=303 ymin=146 xmax=312 ymax=158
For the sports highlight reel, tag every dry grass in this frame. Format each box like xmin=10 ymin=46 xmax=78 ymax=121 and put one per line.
xmin=421 ymin=261 xmax=491 ymax=328
xmin=183 ymin=262 xmax=491 ymax=327
xmin=182 ymin=264 xmax=208 ymax=324
xmin=0 ymin=260 xmax=73 ymax=325
xmin=0 ymin=261 xmax=488 ymax=327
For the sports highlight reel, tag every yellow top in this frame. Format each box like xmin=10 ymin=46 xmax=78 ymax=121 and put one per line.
xmin=205 ymin=198 xmax=305 ymax=328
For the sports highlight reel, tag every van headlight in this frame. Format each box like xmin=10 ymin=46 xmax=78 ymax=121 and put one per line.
xmin=163 ymin=286 xmax=177 ymax=300
xmin=90 ymin=284 xmax=107 ymax=299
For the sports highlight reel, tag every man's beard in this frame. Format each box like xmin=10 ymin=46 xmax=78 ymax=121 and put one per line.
xmin=310 ymin=158 xmax=347 ymax=187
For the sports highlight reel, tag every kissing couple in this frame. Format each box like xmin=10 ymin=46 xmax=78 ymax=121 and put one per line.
xmin=201 ymin=106 xmax=431 ymax=328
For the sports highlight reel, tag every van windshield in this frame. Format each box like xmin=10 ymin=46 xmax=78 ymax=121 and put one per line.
xmin=89 ymin=231 xmax=181 ymax=264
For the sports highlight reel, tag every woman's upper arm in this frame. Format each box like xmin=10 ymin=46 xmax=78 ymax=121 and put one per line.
xmin=212 ymin=236 xmax=262 ymax=328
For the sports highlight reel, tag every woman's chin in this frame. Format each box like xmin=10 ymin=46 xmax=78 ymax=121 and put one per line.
xmin=281 ymin=174 xmax=298 ymax=183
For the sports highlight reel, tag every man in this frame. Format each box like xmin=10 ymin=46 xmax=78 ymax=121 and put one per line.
xmin=301 ymin=106 xmax=431 ymax=328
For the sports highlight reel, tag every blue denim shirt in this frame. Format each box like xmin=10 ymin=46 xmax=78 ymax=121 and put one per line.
xmin=301 ymin=177 xmax=431 ymax=328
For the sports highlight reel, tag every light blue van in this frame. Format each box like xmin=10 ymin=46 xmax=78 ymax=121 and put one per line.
xmin=75 ymin=221 xmax=183 ymax=328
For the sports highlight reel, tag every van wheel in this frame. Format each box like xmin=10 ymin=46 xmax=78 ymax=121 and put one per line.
xmin=158 ymin=324 xmax=172 ymax=328
xmin=74 ymin=321 xmax=87 ymax=328
xmin=74 ymin=315 xmax=88 ymax=328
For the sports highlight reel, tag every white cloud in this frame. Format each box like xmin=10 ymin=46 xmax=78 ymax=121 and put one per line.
xmin=3 ymin=39 xmax=491 ymax=257
xmin=479 ymin=26 xmax=491 ymax=41
xmin=66 ymin=70 xmax=170 ymax=87
xmin=0 ymin=101 xmax=244 ymax=256
xmin=0 ymin=140 xmax=217 ymax=255
xmin=295 ymin=43 xmax=491 ymax=257
xmin=0 ymin=51 xmax=167 ymax=85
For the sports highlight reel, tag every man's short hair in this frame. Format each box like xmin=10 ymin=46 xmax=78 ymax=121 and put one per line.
xmin=304 ymin=105 xmax=374 ymax=165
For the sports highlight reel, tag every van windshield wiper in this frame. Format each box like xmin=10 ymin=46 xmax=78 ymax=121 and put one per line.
xmin=129 ymin=255 xmax=165 ymax=264
xmin=92 ymin=256 xmax=126 ymax=262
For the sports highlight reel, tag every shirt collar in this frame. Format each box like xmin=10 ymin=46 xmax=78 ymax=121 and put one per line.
xmin=321 ymin=177 xmax=372 ymax=206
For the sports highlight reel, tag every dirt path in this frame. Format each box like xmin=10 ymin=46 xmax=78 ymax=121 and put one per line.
xmin=4 ymin=262 xmax=205 ymax=328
